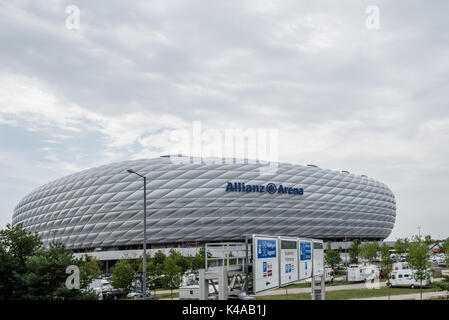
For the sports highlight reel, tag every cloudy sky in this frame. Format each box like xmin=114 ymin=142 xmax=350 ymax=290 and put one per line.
xmin=1 ymin=0 xmax=448 ymax=240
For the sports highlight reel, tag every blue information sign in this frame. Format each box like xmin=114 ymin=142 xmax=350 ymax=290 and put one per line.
xmin=300 ymin=242 xmax=311 ymax=261
xmin=257 ymin=239 xmax=277 ymax=259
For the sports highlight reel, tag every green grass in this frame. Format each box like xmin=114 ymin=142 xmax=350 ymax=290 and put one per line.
xmin=256 ymin=284 xmax=443 ymax=300
xmin=156 ymin=292 xmax=179 ymax=299
xmin=282 ymin=283 xmax=310 ymax=289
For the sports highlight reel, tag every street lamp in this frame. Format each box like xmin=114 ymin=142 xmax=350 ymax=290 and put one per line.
xmin=127 ymin=169 xmax=147 ymax=300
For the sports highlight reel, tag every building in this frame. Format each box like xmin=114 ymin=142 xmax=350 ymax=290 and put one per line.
xmin=12 ymin=156 xmax=396 ymax=261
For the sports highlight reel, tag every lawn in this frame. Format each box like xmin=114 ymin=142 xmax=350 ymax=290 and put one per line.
xmin=256 ymin=284 xmax=443 ymax=300
xmin=156 ymin=292 xmax=179 ymax=299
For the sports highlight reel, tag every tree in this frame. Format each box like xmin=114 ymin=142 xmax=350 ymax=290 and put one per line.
xmin=20 ymin=241 xmax=99 ymax=300
xmin=168 ymin=249 xmax=190 ymax=273
xmin=406 ymin=236 xmax=431 ymax=300
xmin=188 ymin=247 xmax=210 ymax=271
xmin=163 ymin=256 xmax=182 ymax=300
xmin=361 ymin=242 xmax=379 ymax=262
xmin=379 ymin=243 xmax=393 ymax=300
xmin=325 ymin=242 xmax=342 ymax=270
xmin=424 ymin=235 xmax=433 ymax=246
xmin=348 ymin=239 xmax=361 ymax=264
xmin=110 ymin=259 xmax=136 ymax=296
xmin=138 ymin=254 xmax=164 ymax=295
xmin=0 ymin=223 xmax=42 ymax=299
xmin=151 ymin=250 xmax=167 ymax=289
xmin=1 ymin=224 xmax=99 ymax=300
xmin=394 ymin=238 xmax=409 ymax=256
xmin=78 ymin=254 xmax=102 ymax=290
xmin=153 ymin=250 xmax=167 ymax=266
xmin=440 ymin=237 xmax=449 ymax=266
xmin=436 ymin=275 xmax=449 ymax=299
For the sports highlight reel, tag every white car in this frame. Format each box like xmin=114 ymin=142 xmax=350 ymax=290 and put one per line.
xmin=127 ymin=289 xmax=151 ymax=299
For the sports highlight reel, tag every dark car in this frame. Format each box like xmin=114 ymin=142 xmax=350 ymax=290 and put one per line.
xmin=103 ymin=289 xmax=124 ymax=300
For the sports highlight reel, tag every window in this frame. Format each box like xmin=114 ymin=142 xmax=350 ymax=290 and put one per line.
xmin=398 ymin=275 xmax=403 ymax=278
xmin=404 ymin=274 xmax=409 ymax=278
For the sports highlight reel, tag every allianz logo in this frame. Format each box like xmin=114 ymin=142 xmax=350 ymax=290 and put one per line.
xmin=225 ymin=182 xmax=304 ymax=195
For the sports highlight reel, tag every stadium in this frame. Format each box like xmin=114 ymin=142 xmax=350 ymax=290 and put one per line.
xmin=12 ymin=156 xmax=396 ymax=256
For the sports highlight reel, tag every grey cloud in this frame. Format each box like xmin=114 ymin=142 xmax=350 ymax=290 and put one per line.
xmin=0 ymin=0 xmax=448 ymax=239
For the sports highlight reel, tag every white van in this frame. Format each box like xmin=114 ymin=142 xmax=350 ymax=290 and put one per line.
xmin=179 ymin=284 xmax=217 ymax=300
xmin=347 ymin=264 xmax=380 ymax=282
xmin=305 ymin=268 xmax=334 ymax=283
xmin=389 ymin=269 xmax=433 ymax=288
xmin=392 ymin=262 xmax=409 ymax=271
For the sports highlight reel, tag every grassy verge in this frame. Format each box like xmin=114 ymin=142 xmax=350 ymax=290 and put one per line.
xmin=256 ymin=284 xmax=443 ymax=300
xmin=156 ymin=292 xmax=180 ymax=299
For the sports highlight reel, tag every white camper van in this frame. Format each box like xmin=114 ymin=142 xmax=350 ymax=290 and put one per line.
xmin=347 ymin=264 xmax=380 ymax=282
xmin=178 ymin=284 xmax=217 ymax=300
xmin=388 ymin=270 xmax=433 ymax=288
xmin=305 ymin=268 xmax=334 ymax=284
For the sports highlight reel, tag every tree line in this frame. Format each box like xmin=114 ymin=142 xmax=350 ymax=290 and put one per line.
xmin=110 ymin=247 xmax=210 ymax=298
xmin=0 ymin=224 xmax=102 ymax=300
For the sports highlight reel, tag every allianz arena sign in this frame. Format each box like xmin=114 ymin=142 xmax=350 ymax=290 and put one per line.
xmin=225 ymin=182 xmax=304 ymax=195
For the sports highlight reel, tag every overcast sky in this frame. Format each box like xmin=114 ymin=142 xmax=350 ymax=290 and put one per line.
xmin=1 ymin=1 xmax=448 ymax=241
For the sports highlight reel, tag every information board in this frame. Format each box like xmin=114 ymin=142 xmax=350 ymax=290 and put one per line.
xmin=279 ymin=237 xmax=299 ymax=286
xmin=253 ymin=236 xmax=279 ymax=292
xmin=312 ymin=240 xmax=324 ymax=276
xmin=298 ymin=239 xmax=313 ymax=279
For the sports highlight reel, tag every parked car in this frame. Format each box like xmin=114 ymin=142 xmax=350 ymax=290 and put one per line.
xmin=103 ymin=289 xmax=124 ymax=300
xmin=126 ymin=291 xmax=158 ymax=300
xmin=227 ymin=292 xmax=256 ymax=300
xmin=388 ymin=269 xmax=433 ymax=288
xmin=127 ymin=289 xmax=152 ymax=299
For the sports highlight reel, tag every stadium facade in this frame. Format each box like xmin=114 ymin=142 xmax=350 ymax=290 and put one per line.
xmin=12 ymin=156 xmax=396 ymax=254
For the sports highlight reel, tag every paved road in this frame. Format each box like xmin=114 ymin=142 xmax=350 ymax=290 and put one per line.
xmin=352 ymin=291 xmax=448 ymax=300
xmin=256 ymin=281 xmax=388 ymax=296
xmin=256 ymin=278 xmax=443 ymax=297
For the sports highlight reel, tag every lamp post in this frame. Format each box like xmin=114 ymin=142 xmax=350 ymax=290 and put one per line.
xmin=127 ymin=169 xmax=147 ymax=300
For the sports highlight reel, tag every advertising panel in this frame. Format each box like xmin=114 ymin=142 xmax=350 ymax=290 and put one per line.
xmin=279 ymin=237 xmax=299 ymax=285
xmin=298 ymin=239 xmax=313 ymax=279
xmin=253 ymin=236 xmax=279 ymax=292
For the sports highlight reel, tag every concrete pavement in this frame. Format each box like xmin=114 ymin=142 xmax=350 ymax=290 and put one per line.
xmin=351 ymin=291 xmax=448 ymax=300
xmin=256 ymin=277 xmax=444 ymax=297
xmin=256 ymin=281 xmax=388 ymax=296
